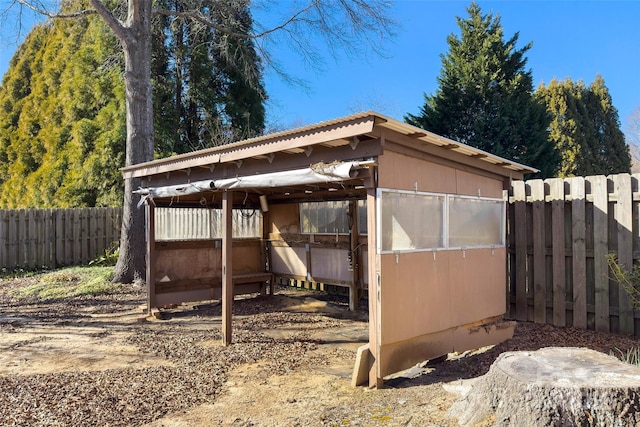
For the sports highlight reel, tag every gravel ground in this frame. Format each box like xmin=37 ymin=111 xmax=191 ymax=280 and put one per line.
xmin=1 ymin=275 xmax=640 ymax=426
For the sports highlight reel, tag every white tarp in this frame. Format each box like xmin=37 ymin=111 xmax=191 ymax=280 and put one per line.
xmin=134 ymin=161 xmax=364 ymax=205
xmin=214 ymin=161 xmax=358 ymax=190
xmin=134 ymin=180 xmax=215 ymax=207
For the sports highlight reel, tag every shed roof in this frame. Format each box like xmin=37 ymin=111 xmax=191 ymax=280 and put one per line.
xmin=122 ymin=111 xmax=538 ymax=180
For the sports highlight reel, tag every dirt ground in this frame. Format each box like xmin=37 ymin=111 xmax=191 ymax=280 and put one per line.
xmin=1 ymin=277 xmax=640 ymax=427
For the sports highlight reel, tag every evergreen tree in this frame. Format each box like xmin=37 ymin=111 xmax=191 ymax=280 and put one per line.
xmin=536 ymin=76 xmax=631 ymax=176
xmin=0 ymin=1 xmax=267 ymax=207
xmin=405 ymin=2 xmax=559 ymax=177
xmin=0 ymin=15 xmax=125 ymax=208
xmin=152 ymin=0 xmax=266 ymax=156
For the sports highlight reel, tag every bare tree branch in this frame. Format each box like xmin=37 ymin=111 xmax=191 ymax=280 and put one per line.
xmin=16 ymin=0 xmax=95 ymax=18
xmin=88 ymin=0 xmax=129 ymax=44
xmin=8 ymin=0 xmax=396 ymax=83
xmin=152 ymin=0 xmax=318 ymax=40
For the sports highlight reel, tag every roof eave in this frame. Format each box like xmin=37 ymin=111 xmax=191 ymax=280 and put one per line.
xmin=122 ymin=111 xmax=539 ymax=180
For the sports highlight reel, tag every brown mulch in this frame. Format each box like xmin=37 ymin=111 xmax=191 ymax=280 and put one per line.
xmin=1 ymin=277 xmax=639 ymax=426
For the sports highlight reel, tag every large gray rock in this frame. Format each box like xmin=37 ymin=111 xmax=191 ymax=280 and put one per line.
xmin=449 ymin=347 xmax=640 ymax=426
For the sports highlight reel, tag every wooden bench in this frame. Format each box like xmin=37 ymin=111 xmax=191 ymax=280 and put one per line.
xmin=154 ymin=272 xmax=274 ymax=306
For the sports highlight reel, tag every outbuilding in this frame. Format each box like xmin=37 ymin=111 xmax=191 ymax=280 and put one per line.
xmin=122 ymin=112 xmax=537 ymax=387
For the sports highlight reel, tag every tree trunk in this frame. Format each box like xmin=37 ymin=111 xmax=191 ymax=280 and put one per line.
xmin=111 ymin=0 xmax=154 ymax=284
xmin=449 ymin=347 xmax=640 ymax=426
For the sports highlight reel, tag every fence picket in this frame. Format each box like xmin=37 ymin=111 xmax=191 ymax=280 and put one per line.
xmin=45 ymin=209 xmax=54 ymax=268
xmin=531 ymin=179 xmax=546 ymax=324
xmin=549 ymin=178 xmax=566 ymax=327
xmin=8 ymin=210 xmax=17 ymax=268
xmin=18 ymin=210 xmax=27 ymax=267
xmin=613 ymin=174 xmax=634 ymax=335
xmin=0 ymin=210 xmax=6 ymax=268
xmin=84 ymin=208 xmax=92 ymax=262
xmin=27 ymin=210 xmax=36 ymax=269
xmin=90 ymin=208 xmax=98 ymax=262
xmin=570 ymin=177 xmax=587 ymax=329
xmin=55 ymin=210 xmax=63 ymax=267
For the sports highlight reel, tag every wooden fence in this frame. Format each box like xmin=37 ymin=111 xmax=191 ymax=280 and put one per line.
xmin=507 ymin=173 xmax=640 ymax=336
xmin=0 ymin=207 xmax=262 ymax=271
xmin=0 ymin=208 xmax=122 ymax=270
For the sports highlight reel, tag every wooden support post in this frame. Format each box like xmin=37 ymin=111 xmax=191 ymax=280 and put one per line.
xmin=222 ymin=190 xmax=234 ymax=345
xmin=367 ymin=188 xmax=382 ymax=388
xmin=146 ymin=202 xmax=156 ymax=314
xmin=260 ymin=208 xmax=269 ymax=296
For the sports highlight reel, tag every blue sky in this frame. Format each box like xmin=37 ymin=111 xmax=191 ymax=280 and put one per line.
xmin=1 ymin=1 xmax=638 ymax=138
xmin=259 ymin=0 xmax=640 ymax=137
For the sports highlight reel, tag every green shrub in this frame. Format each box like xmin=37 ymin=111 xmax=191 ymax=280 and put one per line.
xmin=89 ymin=245 xmax=120 ymax=266
xmin=606 ymin=253 xmax=640 ymax=308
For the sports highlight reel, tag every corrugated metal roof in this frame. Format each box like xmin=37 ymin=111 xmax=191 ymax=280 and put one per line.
xmin=122 ymin=111 xmax=538 ymax=178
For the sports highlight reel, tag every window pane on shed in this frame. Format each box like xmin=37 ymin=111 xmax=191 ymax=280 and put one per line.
xmin=155 ymin=208 xmax=261 ymax=240
xmin=300 ymin=201 xmax=349 ymax=234
xmin=448 ymin=197 xmax=504 ymax=247
xmin=380 ymin=191 xmax=444 ymax=252
xmin=155 ymin=208 xmax=212 ymax=240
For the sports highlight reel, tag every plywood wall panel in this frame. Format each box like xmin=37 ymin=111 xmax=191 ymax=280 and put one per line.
xmin=310 ymin=247 xmax=351 ymax=282
xmin=154 ymin=240 xmax=263 ymax=281
xmin=455 ymin=169 xmax=504 ymax=198
xmin=448 ymin=248 xmax=506 ymax=326
xmin=271 ymin=245 xmax=307 ymax=276
xmin=232 ymin=245 xmax=264 ymax=273
xmin=378 ymin=151 xmax=457 ymax=193
xmin=269 ymin=204 xmax=299 ymax=234
xmin=380 ymin=251 xmax=452 ymax=343
xmin=156 ymin=246 xmax=219 ymax=281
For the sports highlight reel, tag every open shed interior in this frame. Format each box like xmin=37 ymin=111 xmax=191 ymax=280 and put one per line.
xmin=123 ymin=112 xmax=537 ymax=387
